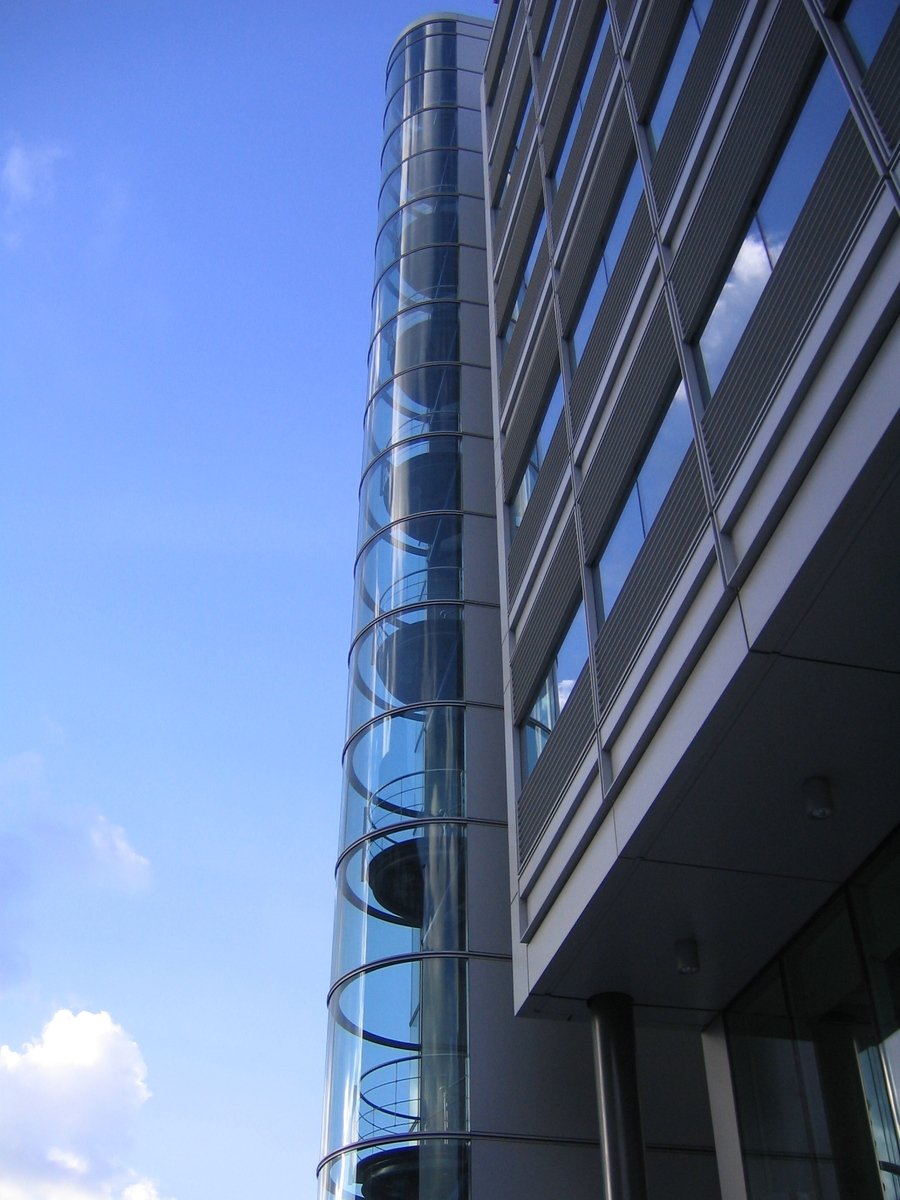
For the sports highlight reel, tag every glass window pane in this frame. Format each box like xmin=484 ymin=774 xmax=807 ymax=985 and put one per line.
xmin=510 ymin=371 xmax=564 ymax=532
xmin=521 ymin=603 xmax=587 ymax=779
xmin=341 ymin=707 xmax=465 ymax=848
xmin=637 ymin=382 xmax=693 ymax=529
xmin=358 ymin=437 xmax=460 ymax=542
xmin=571 ymin=160 xmax=640 ymax=365
xmin=354 ymin=515 xmax=462 ymax=632
xmin=552 ymin=10 xmax=611 ymax=186
xmin=598 ymin=485 xmax=643 ymax=617
xmin=348 ymin=606 xmax=464 ymax=734
xmin=756 ymin=64 xmax=846 ymax=266
xmin=364 ymin=367 xmax=459 ymax=462
xmin=843 ymin=0 xmax=897 ymax=69
xmin=698 ymin=219 xmax=771 ymax=396
xmin=648 ymin=7 xmax=702 ymax=151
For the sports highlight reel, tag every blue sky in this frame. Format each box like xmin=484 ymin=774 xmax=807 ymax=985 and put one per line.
xmin=0 ymin=3 xmax=494 ymax=1197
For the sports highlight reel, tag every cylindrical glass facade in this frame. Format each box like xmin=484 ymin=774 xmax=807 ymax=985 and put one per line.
xmin=319 ymin=18 xmax=493 ymax=1200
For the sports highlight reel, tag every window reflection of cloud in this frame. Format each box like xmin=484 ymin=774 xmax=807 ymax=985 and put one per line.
xmin=700 ymin=225 xmax=771 ymax=394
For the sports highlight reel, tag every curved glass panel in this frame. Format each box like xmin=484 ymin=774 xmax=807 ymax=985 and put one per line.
xmin=373 ymin=246 xmax=458 ymax=332
xmin=319 ymin=1139 xmax=469 ymax=1200
xmin=375 ymin=196 xmax=459 ymax=277
xmin=379 ymin=151 xmax=460 ymax=227
xmin=354 ymin=515 xmax=462 ymax=633
xmin=333 ymin=822 xmax=466 ymax=978
xmin=384 ymin=70 xmax=458 ymax=137
xmin=341 ymin=707 xmax=465 ymax=849
xmin=348 ymin=606 xmax=463 ymax=735
xmin=369 ymin=304 xmax=460 ymax=393
xmin=325 ymin=958 xmax=468 ymax=1150
xmin=358 ymin=437 xmax=460 ymax=544
xmin=364 ymin=367 xmax=459 ymax=464
xmin=386 ymin=26 xmax=458 ymax=98
xmin=383 ymin=108 xmax=459 ymax=176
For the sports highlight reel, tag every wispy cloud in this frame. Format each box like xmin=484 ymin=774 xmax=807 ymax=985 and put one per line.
xmin=1 ymin=137 xmax=67 ymax=249
xmin=0 ymin=751 xmax=153 ymax=994
xmin=0 ymin=1009 xmax=174 ymax=1200
xmin=89 ymin=815 xmax=151 ymax=891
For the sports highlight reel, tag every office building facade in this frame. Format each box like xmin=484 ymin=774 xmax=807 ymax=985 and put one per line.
xmin=321 ymin=1 xmax=900 ymax=1196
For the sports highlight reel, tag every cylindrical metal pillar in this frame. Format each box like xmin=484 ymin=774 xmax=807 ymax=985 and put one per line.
xmin=587 ymin=993 xmax=647 ymax=1200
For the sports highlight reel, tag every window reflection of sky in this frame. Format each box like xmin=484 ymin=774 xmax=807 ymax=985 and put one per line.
xmin=521 ymin=602 xmax=587 ymax=778
xmin=597 ymin=383 xmax=693 ymax=617
xmin=699 ymin=61 xmax=846 ymax=396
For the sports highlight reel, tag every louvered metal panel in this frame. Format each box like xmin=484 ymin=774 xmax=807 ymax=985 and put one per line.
xmin=702 ymin=119 xmax=880 ymax=492
xmin=511 ymin=517 xmax=581 ymax=721
xmin=594 ymin=452 xmax=706 ymax=713
xmin=495 ymin=161 xmax=545 ymax=313
xmin=498 ymin=256 xmax=553 ymax=417
xmin=557 ymin=97 xmax=634 ymax=325
xmin=629 ymin=0 xmax=690 ymax=118
xmin=516 ymin=666 xmax=596 ymax=866
xmin=568 ymin=199 xmax=654 ymax=438
xmin=650 ymin=0 xmax=748 ymax=214
xmin=863 ymin=9 xmax=900 ymax=153
xmin=579 ymin=299 xmax=680 ymax=563
xmin=670 ymin=0 xmax=819 ymax=338
xmin=507 ymin=424 xmax=570 ymax=603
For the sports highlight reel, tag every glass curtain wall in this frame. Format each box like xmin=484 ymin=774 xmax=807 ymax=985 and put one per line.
xmin=319 ymin=19 xmax=490 ymax=1200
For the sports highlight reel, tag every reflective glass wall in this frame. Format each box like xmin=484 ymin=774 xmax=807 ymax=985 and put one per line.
xmin=727 ymin=830 xmax=900 ymax=1199
xmin=319 ymin=18 xmax=494 ymax=1200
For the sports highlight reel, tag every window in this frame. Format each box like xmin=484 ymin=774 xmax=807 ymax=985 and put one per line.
xmin=521 ymin=602 xmax=587 ymax=779
xmin=535 ymin=0 xmax=561 ymax=58
xmin=501 ymin=210 xmax=546 ymax=350
xmin=697 ymin=61 xmax=847 ymax=396
xmin=569 ymin=161 xmax=643 ymax=366
xmin=510 ymin=371 xmax=564 ymax=532
xmin=841 ymin=0 xmax=897 ymax=70
xmin=647 ymin=0 xmax=712 ymax=153
xmin=595 ymin=383 xmax=693 ymax=619
xmin=551 ymin=9 xmax=611 ymax=189
xmin=496 ymin=90 xmax=532 ymax=209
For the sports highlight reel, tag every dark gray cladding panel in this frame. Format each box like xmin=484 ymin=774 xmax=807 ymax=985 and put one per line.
xmin=863 ymin=8 xmax=900 ymax=153
xmin=650 ymin=0 xmax=750 ymax=214
xmin=542 ymin=6 xmax=613 ymax=168
xmin=557 ymin=95 xmax=634 ymax=328
xmin=517 ymin=665 xmax=595 ymax=866
xmin=594 ymin=451 xmax=707 ymax=714
xmin=485 ymin=0 xmax=525 ymax=113
xmin=535 ymin=0 xmax=575 ymax=109
xmin=702 ymin=118 xmax=881 ymax=494
xmin=498 ymin=271 xmax=556 ymax=409
xmin=506 ymin=423 xmax=570 ymax=604
xmin=510 ymin=516 xmax=581 ymax=722
xmin=488 ymin=39 xmax=532 ymax=201
xmin=670 ymin=0 xmax=820 ymax=339
xmin=568 ymin=199 xmax=654 ymax=438
xmin=501 ymin=303 xmax=558 ymax=493
xmin=494 ymin=155 xmax=544 ymax=315
xmin=579 ymin=297 xmax=680 ymax=564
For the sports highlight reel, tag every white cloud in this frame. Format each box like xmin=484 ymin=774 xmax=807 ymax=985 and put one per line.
xmin=88 ymin=816 xmax=151 ymax=891
xmin=0 ymin=1010 xmax=174 ymax=1200
xmin=2 ymin=141 xmax=65 ymax=207
xmin=1 ymin=138 xmax=67 ymax=250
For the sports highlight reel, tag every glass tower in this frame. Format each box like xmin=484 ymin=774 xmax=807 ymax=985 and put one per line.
xmin=319 ymin=16 xmax=505 ymax=1200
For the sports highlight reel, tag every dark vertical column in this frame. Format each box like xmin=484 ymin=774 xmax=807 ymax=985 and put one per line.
xmin=587 ymin=993 xmax=647 ymax=1200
